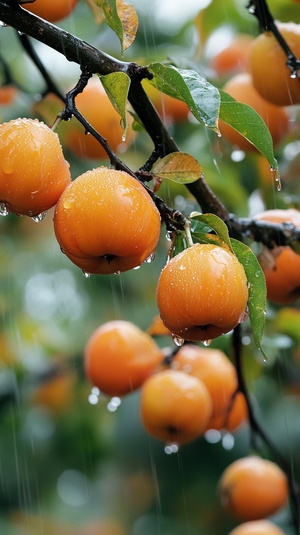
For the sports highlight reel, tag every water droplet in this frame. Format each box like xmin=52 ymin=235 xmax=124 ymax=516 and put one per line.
xmin=222 ymin=432 xmax=235 ymax=450
xmin=107 ymin=396 xmax=121 ymax=412
xmin=88 ymin=386 xmax=100 ymax=405
xmin=231 ymin=149 xmax=245 ymax=162
xmin=144 ymin=252 xmax=156 ymax=264
xmin=133 ymin=265 xmax=141 ymax=270
xmin=0 ymin=21 xmax=8 ymax=27
xmin=166 ymin=231 xmax=173 ymax=242
xmin=247 ymin=3 xmax=255 ymax=13
xmin=0 ymin=202 xmax=9 ymax=216
xmin=205 ymin=429 xmax=222 ymax=444
xmin=164 ymin=443 xmax=179 ymax=455
xmin=82 ymin=270 xmax=91 ymax=278
xmin=31 ymin=211 xmax=47 ymax=223
xmin=290 ymin=70 xmax=297 ymax=79
xmin=114 ymin=270 xmax=121 ymax=275
xmin=202 ymin=339 xmax=212 ymax=347
xmin=172 ymin=334 xmax=185 ymax=347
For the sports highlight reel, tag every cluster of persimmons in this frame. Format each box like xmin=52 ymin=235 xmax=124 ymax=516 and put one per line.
xmin=1 ymin=1 xmax=300 ymax=534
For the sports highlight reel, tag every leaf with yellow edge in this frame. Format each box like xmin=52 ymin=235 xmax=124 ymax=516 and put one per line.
xmin=152 ymin=153 xmax=202 ymax=185
xmin=95 ymin=0 xmax=138 ymax=52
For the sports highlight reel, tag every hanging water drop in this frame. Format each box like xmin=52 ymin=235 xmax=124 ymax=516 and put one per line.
xmin=133 ymin=264 xmax=141 ymax=270
xmin=0 ymin=202 xmax=9 ymax=216
xmin=82 ymin=270 xmax=91 ymax=278
xmin=222 ymin=432 xmax=235 ymax=450
xmin=31 ymin=211 xmax=47 ymax=223
xmin=172 ymin=334 xmax=185 ymax=347
xmin=88 ymin=386 xmax=101 ymax=405
xmin=164 ymin=443 xmax=179 ymax=455
xmin=205 ymin=429 xmax=222 ymax=444
xmin=202 ymin=339 xmax=212 ymax=347
xmin=144 ymin=252 xmax=155 ymax=264
xmin=107 ymin=396 xmax=122 ymax=412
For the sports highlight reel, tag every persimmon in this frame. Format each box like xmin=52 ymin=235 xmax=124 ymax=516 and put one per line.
xmin=156 ymin=243 xmax=248 ymax=342
xmin=140 ymin=368 xmax=213 ymax=445
xmin=23 ymin=0 xmax=78 ymax=23
xmin=65 ymin=76 xmax=135 ymax=160
xmin=228 ymin=520 xmax=285 ymax=535
xmin=210 ymin=34 xmax=254 ymax=76
xmin=219 ymin=73 xmax=290 ymax=152
xmin=249 ymin=22 xmax=300 ymax=106
xmin=0 ymin=85 xmax=18 ymax=106
xmin=84 ymin=321 xmax=163 ymax=397
xmin=0 ymin=118 xmax=71 ymax=216
xmin=172 ymin=344 xmax=247 ymax=431
xmin=219 ymin=456 xmax=288 ymax=521
xmin=254 ymin=208 xmax=300 ymax=304
xmin=54 ymin=166 xmax=161 ymax=275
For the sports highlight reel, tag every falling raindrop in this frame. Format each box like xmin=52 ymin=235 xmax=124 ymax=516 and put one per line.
xmin=164 ymin=443 xmax=179 ymax=455
xmin=172 ymin=334 xmax=185 ymax=347
xmin=0 ymin=202 xmax=9 ymax=216
xmin=107 ymin=396 xmax=122 ymax=412
xmin=31 ymin=211 xmax=47 ymax=223
xmin=88 ymin=387 xmax=101 ymax=405
xmin=222 ymin=432 xmax=235 ymax=450
xmin=144 ymin=252 xmax=156 ymax=264
xmin=205 ymin=429 xmax=222 ymax=444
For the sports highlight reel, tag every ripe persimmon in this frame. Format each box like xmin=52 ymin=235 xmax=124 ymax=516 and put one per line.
xmin=210 ymin=34 xmax=253 ymax=77
xmin=84 ymin=320 xmax=163 ymax=397
xmin=54 ymin=166 xmax=161 ymax=275
xmin=219 ymin=456 xmax=288 ymax=521
xmin=156 ymin=243 xmax=248 ymax=342
xmin=219 ymin=73 xmax=290 ymax=152
xmin=249 ymin=22 xmax=300 ymax=106
xmin=254 ymin=208 xmax=300 ymax=304
xmin=65 ymin=76 xmax=135 ymax=160
xmin=23 ymin=0 xmax=78 ymax=23
xmin=228 ymin=520 xmax=285 ymax=535
xmin=172 ymin=344 xmax=248 ymax=431
xmin=140 ymin=368 xmax=212 ymax=445
xmin=0 ymin=118 xmax=71 ymax=216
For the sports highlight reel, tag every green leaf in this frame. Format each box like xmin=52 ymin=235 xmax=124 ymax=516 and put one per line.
xmin=148 ymin=63 xmax=220 ymax=130
xmin=230 ymin=238 xmax=267 ymax=358
xmin=190 ymin=212 xmax=233 ymax=251
xmin=95 ymin=0 xmax=138 ymax=52
xmin=100 ymin=72 xmax=130 ymax=137
xmin=152 ymin=153 xmax=202 ymax=185
xmin=219 ymin=90 xmax=278 ymax=171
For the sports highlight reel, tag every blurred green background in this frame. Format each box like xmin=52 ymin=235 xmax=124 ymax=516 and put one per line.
xmin=1 ymin=0 xmax=300 ymax=533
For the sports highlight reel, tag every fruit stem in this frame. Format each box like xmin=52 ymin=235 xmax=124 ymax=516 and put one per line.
xmin=184 ymin=219 xmax=194 ymax=248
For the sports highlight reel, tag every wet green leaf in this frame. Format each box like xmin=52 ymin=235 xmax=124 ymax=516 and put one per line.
xmin=100 ymin=72 xmax=130 ymax=137
xmin=190 ymin=212 xmax=232 ymax=251
xmin=230 ymin=238 xmax=267 ymax=357
xmin=95 ymin=0 xmax=138 ymax=52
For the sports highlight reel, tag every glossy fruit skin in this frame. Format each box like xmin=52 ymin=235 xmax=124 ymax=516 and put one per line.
xmin=65 ymin=77 xmax=135 ymax=160
xmin=219 ymin=73 xmax=290 ymax=152
xmin=171 ymin=344 xmax=247 ymax=431
xmin=207 ymin=391 xmax=248 ymax=432
xmin=84 ymin=321 xmax=163 ymax=397
xmin=254 ymin=208 xmax=300 ymax=304
xmin=23 ymin=0 xmax=78 ymax=23
xmin=54 ymin=166 xmax=161 ymax=275
xmin=219 ymin=456 xmax=288 ymax=521
xmin=140 ymin=368 xmax=213 ymax=445
xmin=0 ymin=118 xmax=71 ymax=216
xmin=210 ymin=34 xmax=253 ymax=77
xmin=156 ymin=244 xmax=248 ymax=342
xmin=249 ymin=22 xmax=300 ymax=106
xmin=228 ymin=520 xmax=285 ymax=535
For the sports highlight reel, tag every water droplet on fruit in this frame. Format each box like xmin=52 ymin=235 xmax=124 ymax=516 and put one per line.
xmin=107 ymin=396 xmax=121 ymax=412
xmin=164 ymin=443 xmax=179 ymax=455
xmin=222 ymin=432 xmax=235 ymax=450
xmin=172 ymin=335 xmax=185 ymax=347
xmin=144 ymin=252 xmax=155 ymax=264
xmin=82 ymin=270 xmax=91 ymax=279
xmin=31 ymin=211 xmax=47 ymax=223
xmin=0 ymin=202 xmax=9 ymax=216
xmin=133 ymin=265 xmax=141 ymax=270
xmin=202 ymin=339 xmax=212 ymax=347
xmin=88 ymin=387 xmax=100 ymax=405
